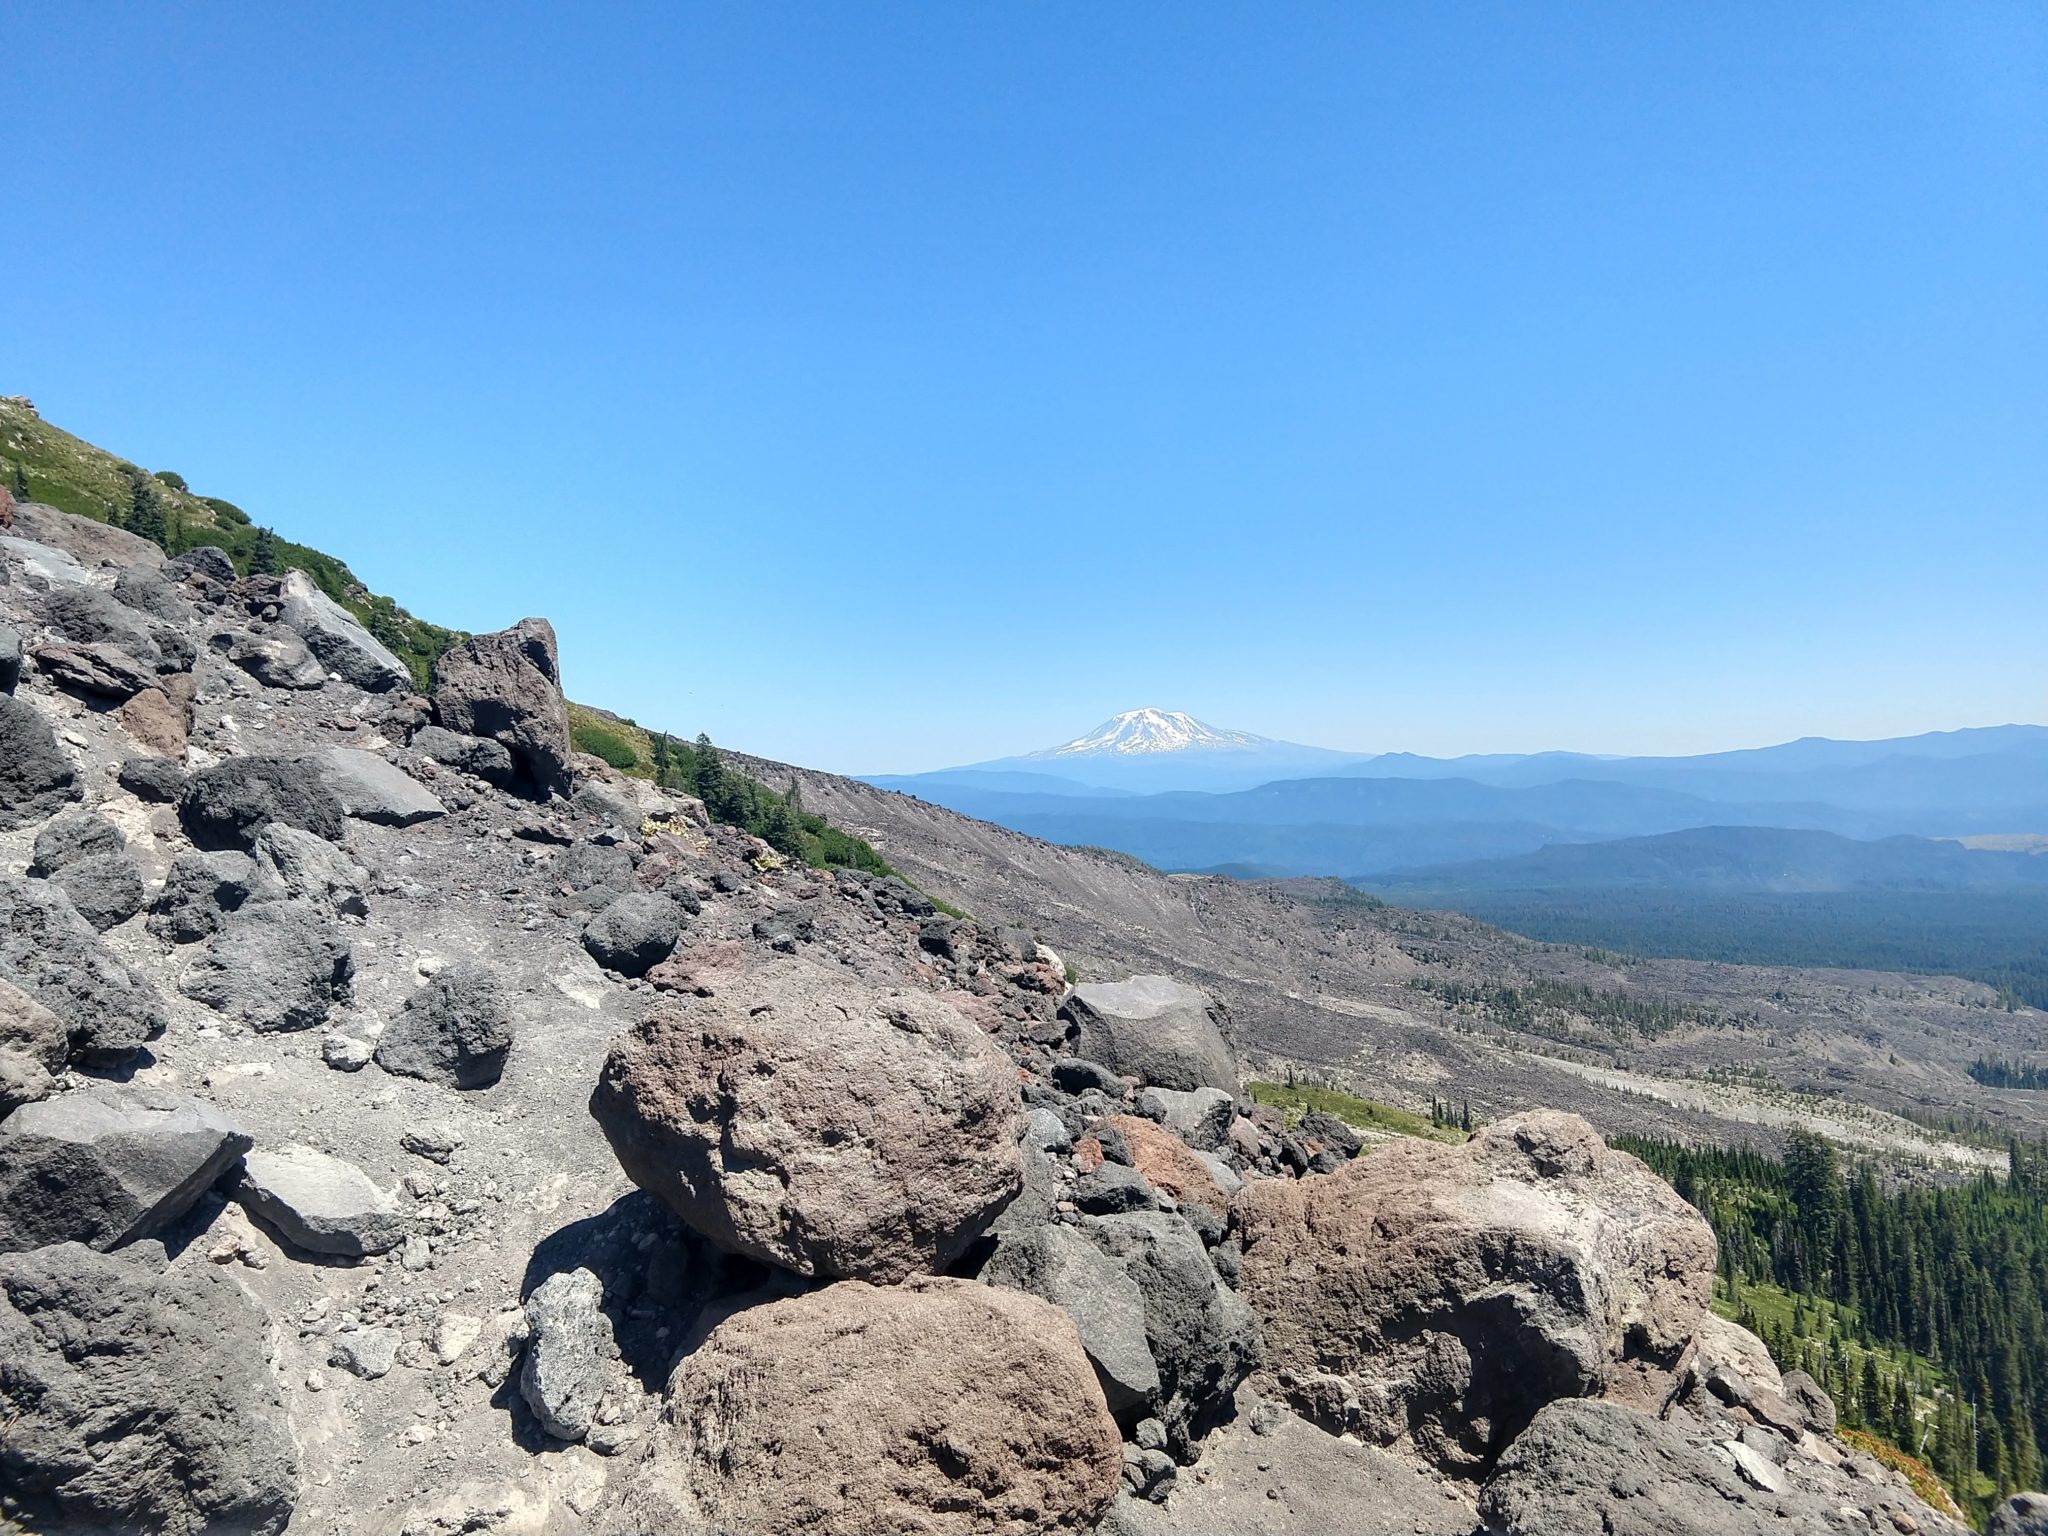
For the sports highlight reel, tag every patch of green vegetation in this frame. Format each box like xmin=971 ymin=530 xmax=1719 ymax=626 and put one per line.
xmin=1406 ymin=975 xmax=1755 ymax=1042
xmin=0 ymin=399 xmax=457 ymax=689
xmin=1246 ymin=1080 xmax=1464 ymax=1142
xmin=571 ymin=719 xmax=642 ymax=772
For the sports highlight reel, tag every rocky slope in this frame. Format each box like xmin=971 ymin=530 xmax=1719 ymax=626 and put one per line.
xmin=0 ymin=500 xmax=2006 ymax=1535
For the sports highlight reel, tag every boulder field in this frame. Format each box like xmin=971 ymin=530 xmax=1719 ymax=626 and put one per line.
xmin=0 ymin=501 xmax=1981 ymax=1535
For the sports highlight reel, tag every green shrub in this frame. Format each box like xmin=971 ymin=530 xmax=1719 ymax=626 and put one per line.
xmin=572 ymin=722 xmax=641 ymax=771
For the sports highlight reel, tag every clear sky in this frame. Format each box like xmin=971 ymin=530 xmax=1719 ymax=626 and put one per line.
xmin=8 ymin=4 xmax=2043 ymax=772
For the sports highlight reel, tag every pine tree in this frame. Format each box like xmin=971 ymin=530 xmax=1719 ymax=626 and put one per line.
xmin=250 ymin=526 xmax=282 ymax=575
xmin=9 ymin=461 xmax=25 ymax=500
xmin=1893 ymin=1375 xmax=1917 ymax=1451
xmin=126 ymin=473 xmax=168 ymax=548
xmin=1861 ymin=1356 xmax=1886 ymax=1432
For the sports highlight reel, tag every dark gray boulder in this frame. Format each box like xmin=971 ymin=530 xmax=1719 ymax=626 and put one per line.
xmin=277 ymin=569 xmax=411 ymax=691
xmin=0 ymin=1241 xmax=298 ymax=1535
xmin=165 ymin=544 xmax=237 ymax=586
xmin=375 ymin=960 xmax=511 ymax=1088
xmin=411 ymin=723 xmax=517 ymax=787
xmin=29 ymin=808 xmax=125 ymax=876
xmin=1061 ymin=976 xmax=1237 ymax=1093
xmin=0 ymin=878 xmax=167 ymax=1063
xmin=36 ymin=583 xmax=164 ymax=668
xmin=1080 ymin=1209 xmax=1262 ymax=1457
xmin=111 ymin=564 xmax=187 ymax=621
xmin=179 ymin=754 xmax=347 ymax=850
xmin=179 ymin=901 xmax=354 ymax=1032
xmin=0 ymin=693 xmax=81 ymax=830
xmin=582 ymin=891 xmax=684 ymax=976
xmin=48 ymin=852 xmax=148 ymax=932
xmin=149 ymin=849 xmax=276 ymax=943
xmin=0 ymin=621 xmax=21 ymax=691
xmin=252 ymin=823 xmax=368 ymax=917
xmin=30 ymin=638 xmax=157 ymax=699
xmin=519 ymin=1266 xmax=612 ymax=1443
xmin=118 ymin=753 xmax=187 ymax=802
xmin=983 ymin=1220 xmax=1160 ymax=1420
xmin=431 ymin=617 xmax=573 ymax=798
xmin=235 ymin=1144 xmax=403 ymax=1257
xmin=0 ymin=1087 xmax=252 ymax=1252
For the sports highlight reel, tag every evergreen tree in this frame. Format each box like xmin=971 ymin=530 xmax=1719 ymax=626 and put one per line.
xmin=9 ymin=461 xmax=25 ymax=500
xmin=125 ymin=472 xmax=168 ymax=548
xmin=250 ymin=526 xmax=283 ymax=575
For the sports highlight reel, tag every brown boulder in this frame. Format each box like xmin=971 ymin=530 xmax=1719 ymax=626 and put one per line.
xmin=1100 ymin=1114 xmax=1230 ymax=1217
xmin=600 ymin=1277 xmax=1123 ymax=1536
xmin=1236 ymin=1110 xmax=1716 ymax=1472
xmin=590 ymin=959 xmax=1023 ymax=1282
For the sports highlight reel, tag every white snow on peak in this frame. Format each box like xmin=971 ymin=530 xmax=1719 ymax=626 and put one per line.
xmin=1033 ymin=708 xmax=1270 ymax=759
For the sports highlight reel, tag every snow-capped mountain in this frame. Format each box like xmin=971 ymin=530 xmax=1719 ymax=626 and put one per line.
xmin=1033 ymin=709 xmax=1270 ymax=759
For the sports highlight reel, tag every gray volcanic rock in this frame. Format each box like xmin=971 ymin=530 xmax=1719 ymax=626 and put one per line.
xmin=1082 ymin=1209 xmax=1261 ymax=1454
xmin=236 ymin=1144 xmax=404 ymax=1257
xmin=118 ymin=753 xmax=186 ymax=801
xmin=180 ymin=754 xmax=347 ymax=850
xmin=29 ymin=808 xmax=125 ymax=874
xmin=48 ymin=851 xmax=148 ymax=931
xmin=0 ymin=1088 xmax=252 ymax=1252
xmin=312 ymin=746 xmax=445 ymax=826
xmin=375 ymin=960 xmax=511 ymax=1088
xmin=518 ymin=1266 xmax=612 ymax=1443
xmin=253 ymin=822 xmax=369 ymax=916
xmin=0 ymin=621 xmax=21 ymax=691
xmin=278 ymin=569 xmax=412 ymax=691
xmin=31 ymin=638 xmax=157 ymax=698
xmin=431 ymin=617 xmax=573 ymax=798
xmin=111 ymin=563 xmax=188 ymax=621
xmin=0 ymin=692 xmax=81 ymax=829
xmin=1236 ymin=1110 xmax=1717 ymax=1472
xmin=180 ymin=900 xmax=355 ymax=1032
xmin=1993 ymin=1494 xmax=2048 ymax=1536
xmin=149 ymin=848 xmax=277 ymax=943
xmin=1100 ymin=1395 xmax=1476 ymax=1536
xmin=36 ymin=583 xmax=164 ymax=667
xmin=581 ymin=890 xmax=685 ymax=976
xmin=1137 ymin=1085 xmax=1235 ymax=1152
xmin=225 ymin=624 xmax=329 ymax=689
xmin=1062 ymin=975 xmax=1237 ymax=1092
xmin=1478 ymin=1398 xmax=1968 ymax=1536
xmin=0 ymin=1241 xmax=298 ymax=1536
xmin=982 ymin=1219 xmax=1160 ymax=1418
xmin=0 ymin=878 xmax=167 ymax=1062
xmin=598 ymin=1277 xmax=1122 ymax=1536
xmin=590 ymin=960 xmax=1023 ymax=1282
xmin=165 ymin=544 xmax=237 ymax=586
xmin=412 ymin=724 xmax=517 ymax=786
xmin=0 ymin=976 xmax=68 ymax=1081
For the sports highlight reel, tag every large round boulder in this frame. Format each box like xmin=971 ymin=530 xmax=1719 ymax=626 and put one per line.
xmin=1059 ymin=976 xmax=1236 ymax=1092
xmin=0 ymin=1241 xmax=299 ymax=1535
xmin=590 ymin=959 xmax=1023 ymax=1282
xmin=599 ymin=1277 xmax=1123 ymax=1536
xmin=1235 ymin=1110 xmax=1716 ymax=1472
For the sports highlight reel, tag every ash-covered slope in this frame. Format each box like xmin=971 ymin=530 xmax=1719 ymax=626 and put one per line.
xmin=0 ymin=497 xmax=1990 ymax=1536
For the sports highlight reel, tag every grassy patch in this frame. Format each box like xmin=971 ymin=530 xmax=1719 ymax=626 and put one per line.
xmin=1245 ymin=1081 xmax=1464 ymax=1142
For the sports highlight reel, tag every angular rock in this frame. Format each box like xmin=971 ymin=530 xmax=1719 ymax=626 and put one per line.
xmin=0 ymin=1241 xmax=298 ymax=1536
xmin=0 ymin=877 xmax=167 ymax=1062
xmin=254 ymin=821 xmax=369 ymax=916
xmin=1237 ymin=1110 xmax=1717 ymax=1472
xmin=519 ymin=1267 xmax=612 ymax=1442
xmin=0 ymin=970 xmax=68 ymax=1076
xmin=1138 ymin=1085 xmax=1236 ymax=1152
xmin=29 ymin=808 xmax=125 ymax=875
xmin=0 ymin=1045 xmax=55 ymax=1118
xmin=48 ymin=850 xmax=148 ymax=931
xmin=224 ymin=624 xmax=330 ymax=689
xmin=1780 ymin=1369 xmax=1836 ymax=1434
xmin=1062 ymin=976 xmax=1237 ymax=1093
xmin=983 ymin=1219 xmax=1161 ymax=1418
xmin=375 ymin=960 xmax=511 ymax=1088
xmin=36 ymin=583 xmax=163 ymax=667
xmin=118 ymin=683 xmax=190 ymax=758
xmin=31 ymin=638 xmax=157 ymax=698
xmin=431 ymin=617 xmax=573 ymax=798
xmin=111 ymin=563 xmax=187 ymax=621
xmin=582 ymin=890 xmax=685 ymax=976
xmin=149 ymin=848 xmax=276 ymax=943
xmin=323 ymin=1033 xmax=373 ymax=1071
xmin=0 ymin=1087 xmax=252 ymax=1252
xmin=278 ymin=568 xmax=412 ymax=691
xmin=1101 ymin=1113 xmax=1234 ymax=1218
xmin=590 ymin=961 xmax=1022 ymax=1283
xmin=236 ymin=1144 xmax=404 ymax=1257
xmin=180 ymin=754 xmax=347 ymax=850
xmin=180 ymin=901 xmax=355 ymax=1032
xmin=411 ymin=723 xmax=517 ymax=787
xmin=118 ymin=752 xmax=187 ymax=802
xmin=0 ymin=692 xmax=80 ymax=830
xmin=166 ymin=544 xmax=238 ymax=585
xmin=1082 ymin=1209 xmax=1261 ymax=1455
xmin=598 ymin=1277 xmax=1122 ymax=1536
xmin=0 ymin=621 xmax=20 ymax=691
xmin=313 ymin=746 xmax=445 ymax=826
xmin=330 ymin=1326 xmax=402 ymax=1379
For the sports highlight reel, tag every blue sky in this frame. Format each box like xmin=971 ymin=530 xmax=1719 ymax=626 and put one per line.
xmin=8 ymin=3 xmax=2043 ymax=772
